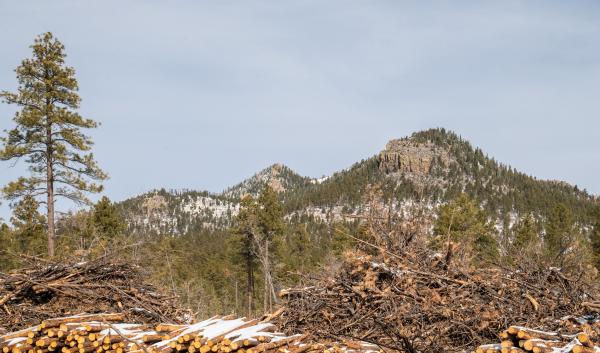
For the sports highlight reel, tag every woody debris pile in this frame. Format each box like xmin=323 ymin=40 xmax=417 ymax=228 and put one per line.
xmin=275 ymin=247 xmax=600 ymax=352
xmin=0 ymin=259 xmax=189 ymax=331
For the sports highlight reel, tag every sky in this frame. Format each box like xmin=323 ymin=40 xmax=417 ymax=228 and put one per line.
xmin=0 ymin=1 xmax=599 ymax=220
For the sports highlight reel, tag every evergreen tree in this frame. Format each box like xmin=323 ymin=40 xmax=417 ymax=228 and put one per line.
xmin=255 ymin=185 xmax=285 ymax=313
xmin=433 ymin=193 xmax=498 ymax=262
xmin=0 ymin=32 xmax=107 ymax=257
xmin=544 ymin=204 xmax=575 ymax=264
xmin=10 ymin=195 xmax=46 ymax=254
xmin=93 ymin=196 xmax=125 ymax=238
xmin=231 ymin=195 xmax=260 ymax=316
xmin=0 ymin=222 xmax=17 ymax=270
xmin=513 ymin=214 xmax=538 ymax=249
xmin=281 ymin=224 xmax=311 ymax=276
xmin=257 ymin=185 xmax=285 ymax=242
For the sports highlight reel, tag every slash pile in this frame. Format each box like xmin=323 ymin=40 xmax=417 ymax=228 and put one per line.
xmin=0 ymin=313 xmax=381 ymax=353
xmin=0 ymin=260 xmax=189 ymax=331
xmin=275 ymin=250 xmax=600 ymax=353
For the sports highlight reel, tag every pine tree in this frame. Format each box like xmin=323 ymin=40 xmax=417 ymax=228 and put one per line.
xmin=0 ymin=222 xmax=16 ymax=270
xmin=433 ymin=193 xmax=498 ymax=262
xmin=93 ymin=196 xmax=125 ymax=238
xmin=10 ymin=195 xmax=46 ymax=254
xmin=513 ymin=214 xmax=538 ymax=249
xmin=255 ymin=184 xmax=285 ymax=313
xmin=0 ymin=32 xmax=107 ymax=257
xmin=231 ymin=194 xmax=260 ymax=316
xmin=544 ymin=204 xmax=575 ymax=264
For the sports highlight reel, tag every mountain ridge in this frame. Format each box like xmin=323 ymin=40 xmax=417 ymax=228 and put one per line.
xmin=117 ymin=128 xmax=598 ymax=235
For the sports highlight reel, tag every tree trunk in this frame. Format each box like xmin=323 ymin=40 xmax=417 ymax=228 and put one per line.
xmin=46 ymin=118 xmax=55 ymax=258
xmin=268 ymin=271 xmax=277 ymax=310
xmin=246 ymin=235 xmax=254 ymax=317
xmin=234 ymin=279 xmax=238 ymax=316
xmin=263 ymin=240 xmax=269 ymax=313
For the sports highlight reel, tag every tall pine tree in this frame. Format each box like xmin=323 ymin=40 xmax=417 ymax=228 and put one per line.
xmin=256 ymin=185 xmax=285 ymax=313
xmin=0 ymin=32 xmax=107 ymax=257
xmin=231 ymin=194 xmax=260 ymax=316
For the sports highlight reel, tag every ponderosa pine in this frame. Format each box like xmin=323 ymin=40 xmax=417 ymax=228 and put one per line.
xmin=0 ymin=32 xmax=106 ymax=257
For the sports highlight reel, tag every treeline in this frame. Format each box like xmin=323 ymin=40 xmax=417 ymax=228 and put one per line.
xmin=0 ymin=184 xmax=356 ymax=317
xmin=2 ymin=181 xmax=600 ymax=318
xmin=0 ymin=196 xmax=125 ymax=269
xmin=431 ymin=193 xmax=600 ymax=275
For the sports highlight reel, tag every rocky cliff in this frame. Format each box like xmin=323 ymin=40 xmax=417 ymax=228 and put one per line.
xmin=378 ymin=139 xmax=453 ymax=175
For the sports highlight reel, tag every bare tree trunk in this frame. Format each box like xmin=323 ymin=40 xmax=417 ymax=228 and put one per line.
xmin=46 ymin=119 xmax=55 ymax=258
xmin=234 ymin=280 xmax=238 ymax=315
xmin=263 ymin=240 xmax=269 ymax=313
xmin=246 ymin=238 xmax=254 ymax=316
xmin=268 ymin=271 xmax=277 ymax=310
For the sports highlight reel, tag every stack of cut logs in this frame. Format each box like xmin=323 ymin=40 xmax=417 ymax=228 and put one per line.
xmin=474 ymin=325 xmax=600 ymax=353
xmin=0 ymin=313 xmax=381 ymax=353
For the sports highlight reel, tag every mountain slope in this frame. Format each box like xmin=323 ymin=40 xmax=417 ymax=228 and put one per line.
xmin=118 ymin=189 xmax=238 ymax=235
xmin=118 ymin=128 xmax=598 ymax=235
xmin=285 ymin=128 xmax=596 ymax=222
xmin=222 ymin=163 xmax=312 ymax=200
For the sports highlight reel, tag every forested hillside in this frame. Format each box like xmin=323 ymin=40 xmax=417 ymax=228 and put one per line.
xmin=118 ymin=128 xmax=597 ymax=235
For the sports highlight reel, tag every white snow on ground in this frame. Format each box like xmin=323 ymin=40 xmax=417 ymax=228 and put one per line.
xmin=310 ymin=175 xmax=330 ymax=184
xmin=181 ymin=196 xmax=240 ymax=218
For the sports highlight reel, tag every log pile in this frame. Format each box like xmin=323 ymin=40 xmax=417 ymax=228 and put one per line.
xmin=0 ymin=314 xmax=381 ymax=353
xmin=474 ymin=315 xmax=600 ymax=353
xmin=275 ymin=250 xmax=600 ymax=353
xmin=0 ymin=259 xmax=190 ymax=331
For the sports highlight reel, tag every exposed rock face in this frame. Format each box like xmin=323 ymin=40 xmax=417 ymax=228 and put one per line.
xmin=378 ymin=139 xmax=451 ymax=175
xmin=266 ymin=163 xmax=285 ymax=192
xmin=142 ymin=195 xmax=167 ymax=215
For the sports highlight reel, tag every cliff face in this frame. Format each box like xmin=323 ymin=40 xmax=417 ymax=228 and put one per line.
xmin=378 ymin=139 xmax=452 ymax=176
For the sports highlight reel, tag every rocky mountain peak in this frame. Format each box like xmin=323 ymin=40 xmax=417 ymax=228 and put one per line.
xmin=378 ymin=137 xmax=452 ymax=176
xmin=222 ymin=163 xmax=310 ymax=200
xmin=258 ymin=163 xmax=287 ymax=192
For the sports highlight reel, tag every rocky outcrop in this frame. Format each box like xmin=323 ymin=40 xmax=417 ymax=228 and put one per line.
xmin=222 ymin=163 xmax=311 ymax=199
xmin=265 ymin=163 xmax=285 ymax=192
xmin=141 ymin=194 xmax=167 ymax=215
xmin=378 ymin=139 xmax=452 ymax=175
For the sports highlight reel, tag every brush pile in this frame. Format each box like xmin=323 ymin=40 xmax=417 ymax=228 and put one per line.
xmin=275 ymin=249 xmax=600 ymax=353
xmin=0 ymin=314 xmax=381 ymax=353
xmin=0 ymin=259 xmax=190 ymax=331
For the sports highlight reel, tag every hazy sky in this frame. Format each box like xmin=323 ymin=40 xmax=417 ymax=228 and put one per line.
xmin=1 ymin=1 xmax=599 ymax=220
